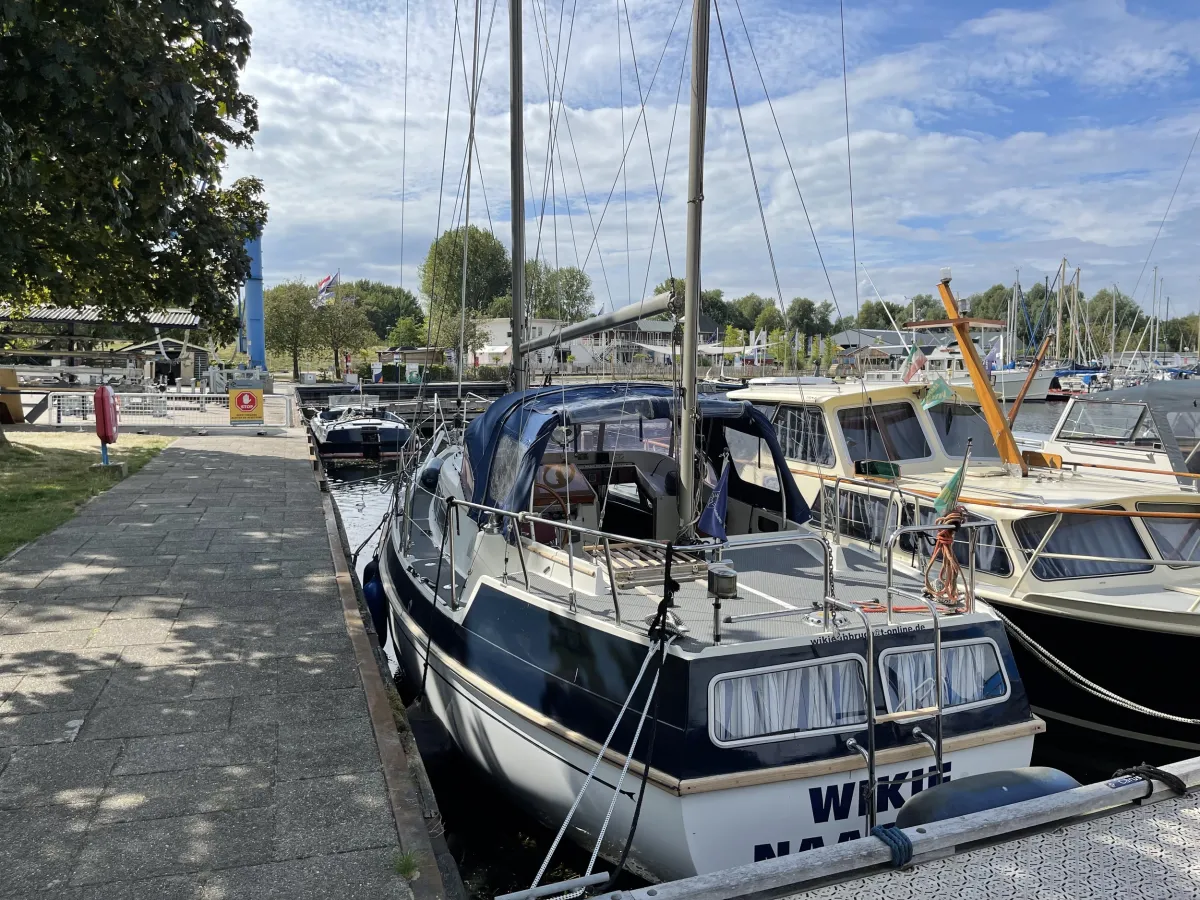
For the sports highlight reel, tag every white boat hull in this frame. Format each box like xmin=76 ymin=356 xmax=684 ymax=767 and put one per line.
xmin=384 ymin=569 xmax=1034 ymax=881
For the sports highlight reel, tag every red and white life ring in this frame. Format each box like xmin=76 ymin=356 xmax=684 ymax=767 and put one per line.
xmin=94 ymin=385 xmax=119 ymax=445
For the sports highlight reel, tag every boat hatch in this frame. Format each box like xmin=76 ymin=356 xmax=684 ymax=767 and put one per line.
xmin=582 ymin=541 xmax=709 ymax=589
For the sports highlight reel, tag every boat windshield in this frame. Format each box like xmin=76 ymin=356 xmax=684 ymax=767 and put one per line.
xmin=1056 ymin=401 xmax=1160 ymax=447
xmin=1136 ymin=503 xmax=1200 ymax=565
xmin=1013 ymin=507 xmax=1153 ymax=580
xmin=928 ymin=404 xmax=1001 ymax=459
xmin=1165 ymin=410 xmax=1200 ymax=473
xmin=838 ymin=402 xmax=931 ymax=463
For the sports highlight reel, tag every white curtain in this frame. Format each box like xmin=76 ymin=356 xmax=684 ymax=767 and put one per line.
xmin=713 ymin=659 xmax=866 ymax=742
xmin=883 ymin=642 xmax=1002 ymax=712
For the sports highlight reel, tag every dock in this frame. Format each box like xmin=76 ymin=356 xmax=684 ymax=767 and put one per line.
xmin=615 ymin=757 xmax=1199 ymax=900
xmin=0 ymin=433 xmax=447 ymax=898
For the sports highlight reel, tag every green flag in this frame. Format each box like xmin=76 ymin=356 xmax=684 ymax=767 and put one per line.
xmin=922 ymin=374 xmax=954 ymax=410
xmin=934 ymin=438 xmax=973 ymax=517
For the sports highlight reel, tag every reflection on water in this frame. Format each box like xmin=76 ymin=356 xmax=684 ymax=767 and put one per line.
xmin=327 ymin=464 xmax=644 ymax=899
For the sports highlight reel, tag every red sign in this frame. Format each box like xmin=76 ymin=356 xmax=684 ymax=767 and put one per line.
xmin=235 ymin=390 xmax=258 ymax=412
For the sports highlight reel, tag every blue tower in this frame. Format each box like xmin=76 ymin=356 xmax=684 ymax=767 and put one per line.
xmin=244 ymin=235 xmax=266 ymax=370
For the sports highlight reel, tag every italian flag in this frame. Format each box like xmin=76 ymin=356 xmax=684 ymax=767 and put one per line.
xmin=901 ymin=343 xmax=927 ymax=383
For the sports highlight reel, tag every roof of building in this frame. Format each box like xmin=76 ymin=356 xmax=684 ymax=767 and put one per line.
xmin=0 ymin=304 xmax=202 ymax=328
xmin=116 ymin=338 xmax=210 ymax=353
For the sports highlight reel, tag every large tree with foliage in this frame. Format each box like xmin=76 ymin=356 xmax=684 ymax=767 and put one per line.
xmin=420 ymin=225 xmax=511 ymax=346
xmin=336 ymin=279 xmax=422 ymax=339
xmin=264 ymin=281 xmax=317 ymax=379
xmin=527 ymin=260 xmax=595 ymax=322
xmin=0 ymin=0 xmax=266 ymax=332
xmin=312 ymin=299 xmax=375 ymax=378
xmin=729 ymin=293 xmax=768 ymax=331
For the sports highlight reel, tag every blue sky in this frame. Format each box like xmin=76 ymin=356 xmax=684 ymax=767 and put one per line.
xmin=226 ymin=0 xmax=1200 ymax=320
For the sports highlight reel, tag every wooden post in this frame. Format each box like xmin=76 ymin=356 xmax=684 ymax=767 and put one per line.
xmin=936 ymin=279 xmax=1028 ymax=474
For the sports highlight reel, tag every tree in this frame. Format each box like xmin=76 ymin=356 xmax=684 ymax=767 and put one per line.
xmin=787 ymin=297 xmax=816 ymax=335
xmin=264 ymin=281 xmax=317 ymax=379
xmin=754 ymin=305 xmax=784 ymax=333
xmin=0 ymin=0 xmax=265 ymax=336
xmin=483 ymin=293 xmax=513 ymax=319
xmin=387 ymin=317 xmax=424 ymax=348
xmin=767 ymin=328 xmax=787 ymax=365
xmin=338 ymin=280 xmax=422 ymax=339
xmin=313 ymin=299 xmax=375 ymax=378
xmin=730 ymin=293 xmax=767 ymax=331
xmin=420 ymin=225 xmax=511 ymax=347
xmin=527 ymin=261 xmax=595 ymax=322
xmin=856 ymin=300 xmax=910 ymax=331
xmin=651 ymin=277 xmax=723 ymax=323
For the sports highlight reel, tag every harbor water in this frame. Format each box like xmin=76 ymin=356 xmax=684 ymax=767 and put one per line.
xmin=326 ymin=402 xmax=1126 ymax=898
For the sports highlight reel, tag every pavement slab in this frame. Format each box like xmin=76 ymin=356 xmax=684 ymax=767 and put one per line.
xmin=0 ymin=434 xmax=412 ymax=899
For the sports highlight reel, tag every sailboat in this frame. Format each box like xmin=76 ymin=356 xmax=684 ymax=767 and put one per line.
xmin=370 ymin=1 xmax=1040 ymax=882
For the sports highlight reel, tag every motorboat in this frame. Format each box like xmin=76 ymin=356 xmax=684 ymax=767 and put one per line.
xmin=864 ymin=344 xmax=1054 ymax=402
xmin=373 ymin=383 xmax=1040 ymax=880
xmin=1016 ymin=381 xmax=1200 ymax=485
xmin=730 ymin=280 xmax=1200 ymax=757
xmin=307 ymin=404 xmax=411 ymax=461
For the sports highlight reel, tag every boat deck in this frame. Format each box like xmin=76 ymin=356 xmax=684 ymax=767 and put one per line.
xmin=523 ymin=541 xmax=962 ymax=650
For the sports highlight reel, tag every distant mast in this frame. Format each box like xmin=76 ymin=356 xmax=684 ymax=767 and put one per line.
xmin=508 ymin=0 xmax=526 ymax=390
xmin=677 ymin=0 xmax=712 ymax=534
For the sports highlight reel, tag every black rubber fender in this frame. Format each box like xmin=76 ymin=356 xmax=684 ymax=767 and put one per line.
xmin=896 ymin=766 xmax=1081 ymax=829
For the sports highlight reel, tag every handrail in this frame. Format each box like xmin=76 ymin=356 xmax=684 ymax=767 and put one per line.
xmin=814 ymin=469 xmax=1200 ymax=519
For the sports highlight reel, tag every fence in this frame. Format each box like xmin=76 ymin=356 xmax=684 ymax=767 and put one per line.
xmin=46 ymin=392 xmax=294 ymax=428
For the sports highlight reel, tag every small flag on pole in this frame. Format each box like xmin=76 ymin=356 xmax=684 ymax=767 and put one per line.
xmin=315 ymin=270 xmax=340 ymax=305
xmin=901 ymin=343 xmax=927 ymax=384
xmin=698 ymin=460 xmax=731 ymax=541
xmin=934 ymin=438 xmax=972 ymax=516
xmin=922 ymin=374 xmax=955 ymax=409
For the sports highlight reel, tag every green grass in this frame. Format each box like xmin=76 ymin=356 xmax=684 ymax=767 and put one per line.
xmin=0 ymin=432 xmax=171 ymax=559
xmin=392 ymin=849 xmax=422 ymax=881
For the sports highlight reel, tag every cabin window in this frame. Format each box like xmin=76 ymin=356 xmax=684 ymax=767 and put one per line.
xmin=710 ymin=656 xmax=867 ymax=745
xmin=774 ymin=405 xmax=834 ymax=466
xmin=838 ymin=402 xmax=931 ymax=463
xmin=931 ymin=404 xmax=1000 ymax=459
xmin=1013 ymin=507 xmax=1152 ymax=580
xmin=811 ymin=485 xmax=895 ymax=545
xmin=1136 ymin=503 xmax=1200 ymax=566
xmin=881 ymin=639 xmax=1008 ymax=714
xmin=1166 ymin=411 xmax=1200 ymax=473
xmin=1058 ymin=402 xmax=1159 ymax=446
xmin=903 ymin=506 xmax=1012 ymax=577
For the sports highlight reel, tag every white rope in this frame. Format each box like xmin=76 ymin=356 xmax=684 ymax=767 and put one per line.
xmin=530 ymin=637 xmax=664 ymax=890
xmin=995 ymin=608 xmax=1200 ymax=726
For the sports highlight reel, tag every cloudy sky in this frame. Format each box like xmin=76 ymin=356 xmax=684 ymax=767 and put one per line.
xmin=225 ymin=0 xmax=1200 ymax=322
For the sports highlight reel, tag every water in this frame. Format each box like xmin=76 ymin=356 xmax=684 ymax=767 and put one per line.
xmin=327 ymin=465 xmax=646 ymax=899
xmin=1006 ymin=401 xmax=1063 ymax=436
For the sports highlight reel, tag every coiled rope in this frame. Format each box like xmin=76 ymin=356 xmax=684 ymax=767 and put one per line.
xmin=1112 ymin=764 xmax=1189 ymax=801
xmin=870 ymin=824 xmax=913 ymax=868
xmin=996 ymin=608 xmax=1200 ymax=726
xmin=923 ymin=506 xmax=967 ymax=603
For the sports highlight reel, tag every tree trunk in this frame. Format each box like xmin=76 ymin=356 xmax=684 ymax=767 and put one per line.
xmin=332 ymin=344 xmax=341 ymax=378
xmin=0 ymin=422 xmax=8 ymax=447
xmin=292 ymin=347 xmax=300 ymax=381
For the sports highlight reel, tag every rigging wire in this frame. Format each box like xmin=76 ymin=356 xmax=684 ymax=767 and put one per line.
xmin=620 ymin=0 xmax=631 ymax=306
xmin=399 ymin=0 xmax=409 ymax=292
xmin=1129 ymin=121 xmax=1200 ymax=302
xmin=727 ymin=0 xmax=843 ymax=321
xmin=418 ymin=0 xmax=465 ymax=402
xmin=712 ymin=0 xmax=785 ymax=316
xmin=839 ymin=0 xmax=860 ymax=322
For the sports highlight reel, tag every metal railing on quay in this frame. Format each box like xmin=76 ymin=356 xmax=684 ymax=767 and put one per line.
xmin=46 ymin=391 xmax=294 ymax=428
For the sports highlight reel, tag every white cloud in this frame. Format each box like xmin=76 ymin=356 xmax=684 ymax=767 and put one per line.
xmin=225 ymin=0 xmax=1200 ymax=317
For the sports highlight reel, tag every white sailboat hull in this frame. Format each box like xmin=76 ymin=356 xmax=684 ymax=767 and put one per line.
xmin=384 ymin=567 xmax=1034 ymax=882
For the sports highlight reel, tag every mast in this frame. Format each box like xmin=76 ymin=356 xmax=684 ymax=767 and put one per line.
xmin=1055 ymin=257 xmax=1065 ymax=361
xmin=1111 ymin=283 xmax=1116 ymax=367
xmin=508 ymin=0 xmax=526 ymax=390
xmin=677 ymin=0 xmax=711 ymax=533
xmin=457 ymin=0 xmax=483 ymax=401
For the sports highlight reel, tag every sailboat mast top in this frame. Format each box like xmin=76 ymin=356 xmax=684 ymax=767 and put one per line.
xmin=678 ymin=0 xmax=711 ymax=535
xmin=509 ymin=0 xmax=526 ymax=391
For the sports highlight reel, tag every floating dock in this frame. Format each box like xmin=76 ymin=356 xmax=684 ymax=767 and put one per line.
xmin=612 ymin=757 xmax=1199 ymax=900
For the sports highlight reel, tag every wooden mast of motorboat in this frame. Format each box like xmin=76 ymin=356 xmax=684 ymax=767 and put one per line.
xmin=508 ymin=0 xmax=526 ymax=390
xmin=677 ymin=0 xmax=711 ymax=533
xmin=935 ymin=273 xmax=1029 ymax=475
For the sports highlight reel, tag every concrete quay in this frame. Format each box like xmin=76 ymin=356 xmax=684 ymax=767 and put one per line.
xmin=0 ymin=434 xmax=440 ymax=899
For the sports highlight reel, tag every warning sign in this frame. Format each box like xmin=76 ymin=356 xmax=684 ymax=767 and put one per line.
xmin=228 ymin=389 xmax=264 ymax=425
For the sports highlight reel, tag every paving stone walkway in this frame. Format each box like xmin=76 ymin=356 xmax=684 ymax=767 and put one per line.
xmin=0 ymin=435 xmax=413 ymax=899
